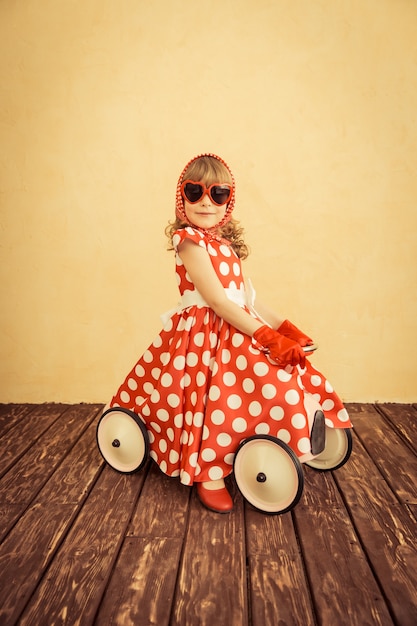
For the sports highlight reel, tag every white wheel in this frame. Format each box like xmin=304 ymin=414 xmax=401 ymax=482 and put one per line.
xmin=96 ymin=408 xmax=149 ymax=473
xmin=305 ymin=427 xmax=352 ymax=471
xmin=233 ymin=435 xmax=304 ymax=514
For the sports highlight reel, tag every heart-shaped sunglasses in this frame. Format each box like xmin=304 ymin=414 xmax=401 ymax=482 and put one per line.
xmin=181 ymin=180 xmax=232 ymax=207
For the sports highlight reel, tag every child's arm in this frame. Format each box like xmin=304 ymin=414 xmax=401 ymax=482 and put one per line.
xmin=179 ymin=240 xmax=306 ymax=367
xmin=246 ymin=294 xmax=285 ymax=329
xmin=246 ymin=280 xmax=313 ymax=347
xmin=251 ymin=296 xmax=314 ymax=347
xmin=178 ymin=239 xmax=263 ymax=337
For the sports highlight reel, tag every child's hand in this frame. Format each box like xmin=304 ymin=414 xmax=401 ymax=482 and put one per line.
xmin=253 ymin=325 xmax=306 ymax=368
xmin=277 ymin=319 xmax=313 ymax=347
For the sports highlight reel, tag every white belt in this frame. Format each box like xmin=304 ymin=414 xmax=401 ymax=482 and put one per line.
xmin=161 ymin=280 xmax=260 ymax=326
xmin=180 ymin=287 xmax=248 ymax=309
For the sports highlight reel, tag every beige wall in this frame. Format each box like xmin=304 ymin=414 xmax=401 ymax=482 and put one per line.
xmin=1 ymin=0 xmax=416 ymax=403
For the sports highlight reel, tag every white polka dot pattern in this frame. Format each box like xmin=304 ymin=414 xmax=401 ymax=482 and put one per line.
xmin=110 ymin=227 xmax=351 ymax=486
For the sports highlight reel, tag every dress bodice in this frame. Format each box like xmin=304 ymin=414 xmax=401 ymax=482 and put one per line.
xmin=172 ymin=227 xmax=244 ymax=295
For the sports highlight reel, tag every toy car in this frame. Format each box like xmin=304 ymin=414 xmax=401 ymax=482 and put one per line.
xmin=96 ymin=398 xmax=352 ymax=515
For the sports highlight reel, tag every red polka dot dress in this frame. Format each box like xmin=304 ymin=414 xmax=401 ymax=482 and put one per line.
xmin=110 ymin=226 xmax=352 ymax=486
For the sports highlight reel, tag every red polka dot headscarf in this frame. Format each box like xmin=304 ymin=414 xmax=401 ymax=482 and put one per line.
xmin=175 ymin=153 xmax=236 ymax=230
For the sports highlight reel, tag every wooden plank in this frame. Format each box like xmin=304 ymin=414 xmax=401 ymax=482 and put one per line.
xmin=408 ymin=503 xmax=417 ymax=521
xmin=0 ymin=403 xmax=69 ymax=477
xmin=293 ymin=427 xmax=398 ymax=626
xmin=302 ymin=460 xmax=344 ymax=507
xmin=245 ymin=502 xmax=300 ymax=556
xmin=376 ymin=403 xmax=417 ymax=454
xmin=249 ymin=555 xmax=316 ymax=626
xmin=127 ymin=461 xmax=191 ymax=538
xmin=95 ymin=536 xmax=183 ymax=626
xmin=0 ymin=409 xmax=103 ymax=546
xmin=0 ymin=407 xmax=106 ymax=624
xmin=334 ymin=483 xmax=417 ymax=625
xmin=347 ymin=404 xmax=417 ymax=504
xmin=0 ymin=502 xmax=78 ymax=625
xmin=96 ymin=464 xmax=190 ymax=624
xmin=0 ymin=503 xmax=23 ymax=543
xmin=0 ymin=404 xmax=101 ymax=505
xmin=0 ymin=403 xmax=36 ymax=437
xmin=334 ymin=441 xmax=417 ymax=625
xmin=0 ymin=409 xmax=124 ymax=624
xmin=294 ymin=504 xmax=395 ymax=626
xmin=35 ymin=414 xmax=105 ymax=505
xmin=245 ymin=507 xmax=316 ymax=626
xmin=18 ymin=467 xmax=146 ymax=626
xmin=312 ymin=431 xmax=399 ymax=508
xmin=171 ymin=480 xmax=248 ymax=626
xmin=1 ymin=403 xmax=415 ymax=626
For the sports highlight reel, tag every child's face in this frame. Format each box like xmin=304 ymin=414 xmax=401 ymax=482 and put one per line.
xmin=183 ymin=193 xmax=228 ymax=230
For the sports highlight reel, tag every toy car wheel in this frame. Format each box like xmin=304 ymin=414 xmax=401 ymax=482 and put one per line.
xmin=233 ymin=435 xmax=304 ymax=515
xmin=96 ymin=407 xmax=150 ymax=474
xmin=305 ymin=427 xmax=353 ymax=471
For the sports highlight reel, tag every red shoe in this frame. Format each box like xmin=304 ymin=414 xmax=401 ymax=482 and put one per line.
xmin=196 ymin=483 xmax=233 ymax=513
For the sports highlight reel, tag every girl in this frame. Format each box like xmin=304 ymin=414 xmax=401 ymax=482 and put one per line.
xmin=108 ymin=153 xmax=352 ymax=513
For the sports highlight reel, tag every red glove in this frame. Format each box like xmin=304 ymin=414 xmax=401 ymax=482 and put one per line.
xmin=253 ymin=325 xmax=306 ymax=368
xmin=277 ymin=319 xmax=313 ymax=347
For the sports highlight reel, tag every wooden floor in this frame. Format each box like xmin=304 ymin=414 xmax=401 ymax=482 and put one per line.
xmin=0 ymin=403 xmax=416 ymax=626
